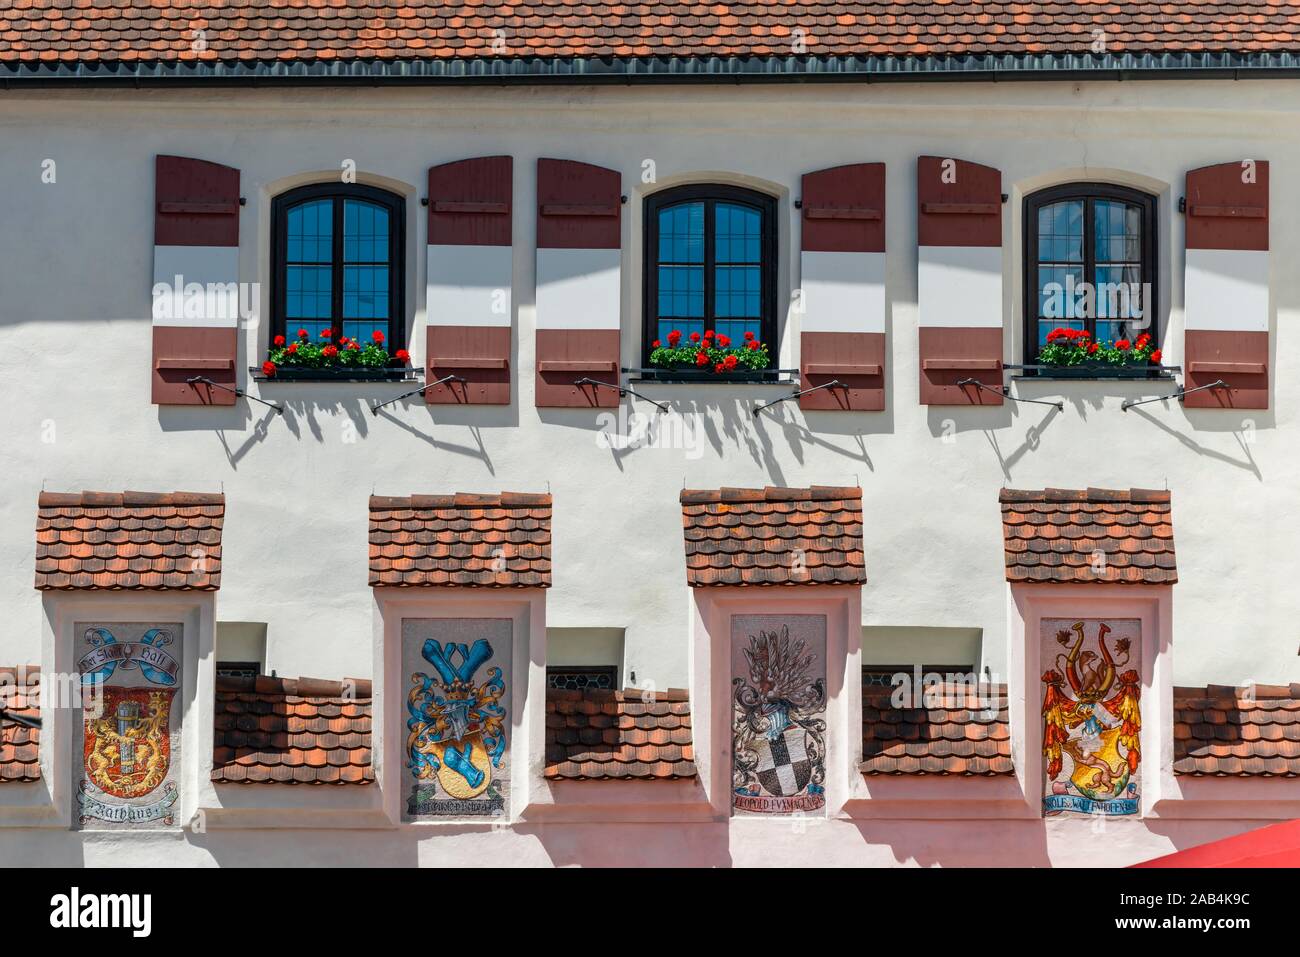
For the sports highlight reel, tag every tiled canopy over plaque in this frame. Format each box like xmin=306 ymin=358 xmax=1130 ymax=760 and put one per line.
xmin=680 ymin=486 xmax=865 ymax=587
xmin=368 ymin=492 xmax=552 ymax=588
xmin=860 ymin=681 xmax=1013 ymax=776
xmin=1174 ymin=684 xmax=1300 ymax=777
xmin=35 ymin=491 xmax=225 ymax=591
xmin=211 ymin=675 xmax=374 ymax=786
xmin=999 ymin=488 xmax=1177 ymax=586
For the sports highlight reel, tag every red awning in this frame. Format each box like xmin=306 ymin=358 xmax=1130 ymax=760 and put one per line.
xmin=1133 ymin=819 xmax=1300 ymax=868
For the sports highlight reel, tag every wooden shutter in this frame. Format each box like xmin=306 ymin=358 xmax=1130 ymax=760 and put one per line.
xmin=798 ymin=163 xmax=886 ymax=411
xmin=426 ymin=156 xmax=513 ymax=405
xmin=152 ymin=155 xmax=240 ymax=406
xmin=534 ymin=158 xmax=622 ymax=408
xmin=916 ymin=156 xmax=1003 ymax=405
xmin=1183 ymin=160 xmax=1269 ymax=409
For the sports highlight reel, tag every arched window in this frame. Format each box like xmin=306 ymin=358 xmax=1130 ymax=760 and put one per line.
xmin=643 ymin=185 xmax=777 ymax=362
xmin=1023 ymin=184 xmax=1156 ymax=363
xmin=271 ymin=183 xmax=405 ymax=349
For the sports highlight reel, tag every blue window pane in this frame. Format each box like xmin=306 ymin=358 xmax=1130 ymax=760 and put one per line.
xmin=715 ymin=319 xmax=761 ymax=343
xmin=658 ymin=202 xmax=704 ymax=263
xmin=286 ymin=264 xmax=332 ymax=319
xmin=715 ymin=203 xmax=760 ymax=263
xmin=343 ymin=265 xmax=389 ymax=319
xmin=344 ymin=200 xmax=390 ymax=263
xmin=1094 ymin=200 xmax=1141 ymax=263
xmin=342 ymin=320 xmax=390 ymax=343
xmin=657 ymin=265 xmax=703 ymax=317
xmin=656 ymin=319 xmax=705 ymax=344
xmin=1095 ymin=320 xmax=1126 ymax=344
xmin=287 ymin=200 xmax=333 ymax=263
xmin=1095 ymin=264 xmax=1141 ymax=319
xmin=1036 ymin=200 xmax=1083 ymax=264
xmin=1036 ymin=265 xmax=1084 ymax=319
xmin=288 ymin=320 xmax=332 ymax=341
xmin=715 ymin=265 xmax=760 ymax=317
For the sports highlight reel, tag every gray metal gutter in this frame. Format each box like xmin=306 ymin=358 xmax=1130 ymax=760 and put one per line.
xmin=3 ymin=51 xmax=1300 ymax=88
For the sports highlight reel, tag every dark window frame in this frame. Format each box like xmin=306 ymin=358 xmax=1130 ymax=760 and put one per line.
xmin=1022 ymin=182 xmax=1157 ymax=364
xmin=642 ymin=184 xmax=778 ymax=364
xmin=270 ymin=182 xmax=407 ymax=350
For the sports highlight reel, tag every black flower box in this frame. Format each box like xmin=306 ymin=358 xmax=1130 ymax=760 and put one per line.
xmin=253 ymin=366 xmax=415 ymax=383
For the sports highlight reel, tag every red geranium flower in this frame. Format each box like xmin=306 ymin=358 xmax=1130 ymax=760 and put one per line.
xmin=747 ymin=340 xmax=760 ymax=351
xmin=320 ymin=328 xmax=332 ymax=339
xmin=322 ymin=345 xmax=338 ymax=357
xmin=703 ymin=329 xmax=714 ymax=339
xmin=652 ymin=339 xmax=661 ymax=348
xmin=714 ymin=363 xmax=725 ymax=373
xmin=667 ymin=330 xmax=682 ymax=346
xmin=297 ymin=328 xmax=309 ymax=339
xmin=1115 ymin=339 xmax=1131 ymax=351
xmin=695 ymin=351 xmax=709 ymax=366
xmin=287 ymin=342 xmax=299 ymax=354
xmin=372 ymin=330 xmax=385 ymax=343
xmin=716 ymin=334 xmax=731 ymax=348
xmin=690 ymin=332 xmax=701 ymax=343
xmin=723 ymin=354 xmax=738 ymax=370
xmin=261 ymin=361 xmax=276 ymax=377
xmin=744 ymin=331 xmax=755 ymax=341
xmin=1149 ymin=349 xmax=1162 ymax=364
xmin=273 ymin=334 xmax=286 ymax=347
xmin=348 ymin=341 xmax=360 ymax=351
xmin=1087 ymin=342 xmax=1099 ymax=354
xmin=395 ymin=349 xmax=410 ymax=362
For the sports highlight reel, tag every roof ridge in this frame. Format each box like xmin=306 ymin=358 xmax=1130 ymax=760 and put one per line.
xmin=38 ymin=490 xmax=225 ymax=508
xmin=999 ymin=487 xmax=1171 ymax=504
xmin=681 ymin=485 xmax=862 ymax=505
xmin=215 ymin=674 xmax=373 ymax=699
xmin=370 ymin=492 xmax=552 ymax=510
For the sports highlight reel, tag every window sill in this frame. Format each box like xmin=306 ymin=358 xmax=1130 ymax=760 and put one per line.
xmin=251 ymin=366 xmax=417 ymax=384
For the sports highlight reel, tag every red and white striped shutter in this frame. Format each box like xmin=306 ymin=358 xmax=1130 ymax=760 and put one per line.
xmin=798 ymin=163 xmax=886 ymax=411
xmin=426 ymin=156 xmax=513 ymax=405
xmin=534 ymin=158 xmax=622 ymax=408
xmin=1183 ymin=160 xmax=1269 ymax=409
xmin=916 ymin=156 xmax=1004 ymax=405
xmin=152 ymin=155 xmax=240 ymax=405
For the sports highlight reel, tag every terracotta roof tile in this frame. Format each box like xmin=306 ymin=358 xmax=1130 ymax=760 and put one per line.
xmin=860 ymin=682 xmax=1013 ymax=776
xmin=680 ymin=486 xmax=865 ymax=587
xmin=1 ymin=3 xmax=1297 ymax=63
xmin=545 ymin=686 xmax=697 ymax=780
xmin=35 ymin=491 xmax=224 ymax=591
xmin=211 ymin=675 xmax=374 ymax=786
xmin=0 ymin=667 xmax=40 ymax=784
xmin=368 ymin=492 xmax=552 ymax=588
xmin=999 ymin=488 xmax=1177 ymax=586
xmin=1174 ymin=684 xmax=1300 ymax=777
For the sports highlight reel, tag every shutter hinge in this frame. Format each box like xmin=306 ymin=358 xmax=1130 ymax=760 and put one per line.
xmin=239 ymin=197 xmax=246 ymax=207
xmin=420 ymin=197 xmax=429 ymax=207
xmin=1178 ymin=196 xmax=1186 ymax=214
xmin=1001 ymin=193 xmax=1008 ymax=203
xmin=621 ymin=195 xmax=628 ymax=205
xmin=794 ymin=198 xmax=803 ymax=209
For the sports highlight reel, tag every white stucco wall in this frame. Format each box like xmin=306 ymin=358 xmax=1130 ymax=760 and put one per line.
xmin=0 ymin=78 xmax=1297 ymax=864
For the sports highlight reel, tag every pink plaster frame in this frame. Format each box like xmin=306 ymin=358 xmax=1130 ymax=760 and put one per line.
xmin=371 ymin=587 xmax=545 ymax=827
xmin=689 ymin=585 xmax=861 ymax=818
